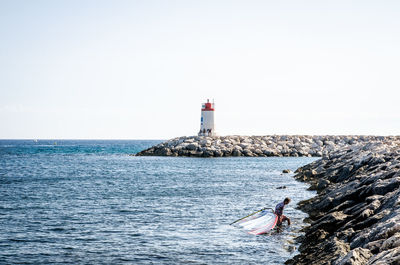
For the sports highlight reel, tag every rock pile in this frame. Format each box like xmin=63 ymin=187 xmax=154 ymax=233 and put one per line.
xmin=135 ymin=135 xmax=399 ymax=157
xmin=286 ymin=141 xmax=400 ymax=265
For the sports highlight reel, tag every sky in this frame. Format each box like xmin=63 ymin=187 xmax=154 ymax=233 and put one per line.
xmin=0 ymin=0 xmax=399 ymax=139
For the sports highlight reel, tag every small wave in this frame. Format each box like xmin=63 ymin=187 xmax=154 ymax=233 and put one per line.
xmin=74 ymin=237 xmax=98 ymax=242
xmin=48 ymin=227 xmax=66 ymax=232
xmin=117 ymin=209 xmax=134 ymax=213
xmin=8 ymin=238 xmax=28 ymax=243
xmin=8 ymin=238 xmax=54 ymax=243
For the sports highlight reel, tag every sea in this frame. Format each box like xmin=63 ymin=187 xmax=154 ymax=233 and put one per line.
xmin=0 ymin=140 xmax=318 ymax=264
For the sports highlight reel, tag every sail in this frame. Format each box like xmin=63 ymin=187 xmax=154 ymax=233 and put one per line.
xmin=235 ymin=209 xmax=278 ymax=235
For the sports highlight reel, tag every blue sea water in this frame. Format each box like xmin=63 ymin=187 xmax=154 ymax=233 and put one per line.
xmin=0 ymin=140 xmax=317 ymax=264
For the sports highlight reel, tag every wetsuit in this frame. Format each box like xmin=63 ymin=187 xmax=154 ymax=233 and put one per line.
xmin=275 ymin=201 xmax=289 ymax=226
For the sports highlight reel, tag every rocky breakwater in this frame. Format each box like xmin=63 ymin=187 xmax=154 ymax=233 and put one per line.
xmin=286 ymin=140 xmax=400 ymax=265
xmin=135 ymin=135 xmax=396 ymax=157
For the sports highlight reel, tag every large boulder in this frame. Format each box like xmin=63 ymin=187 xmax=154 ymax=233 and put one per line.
xmin=186 ymin=143 xmax=199 ymax=151
xmin=333 ymin=247 xmax=372 ymax=265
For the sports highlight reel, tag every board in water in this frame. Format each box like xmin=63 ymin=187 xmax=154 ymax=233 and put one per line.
xmin=234 ymin=209 xmax=278 ymax=235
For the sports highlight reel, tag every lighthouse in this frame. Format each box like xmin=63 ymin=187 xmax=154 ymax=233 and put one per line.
xmin=198 ymin=99 xmax=216 ymax=136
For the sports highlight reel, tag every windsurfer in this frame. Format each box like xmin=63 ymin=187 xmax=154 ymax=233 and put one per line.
xmin=275 ymin=197 xmax=291 ymax=226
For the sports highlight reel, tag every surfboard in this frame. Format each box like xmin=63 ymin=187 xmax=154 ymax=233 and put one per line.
xmin=235 ymin=209 xmax=278 ymax=235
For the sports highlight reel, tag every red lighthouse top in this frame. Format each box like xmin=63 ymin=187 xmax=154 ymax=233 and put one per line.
xmin=202 ymin=99 xmax=214 ymax=111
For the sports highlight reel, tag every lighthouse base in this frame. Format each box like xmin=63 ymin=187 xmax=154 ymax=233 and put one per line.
xmin=198 ymin=130 xmax=216 ymax=137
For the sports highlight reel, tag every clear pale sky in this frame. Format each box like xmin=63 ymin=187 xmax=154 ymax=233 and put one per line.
xmin=0 ymin=0 xmax=399 ymax=139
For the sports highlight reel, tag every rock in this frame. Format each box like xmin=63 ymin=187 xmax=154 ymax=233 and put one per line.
xmin=242 ymin=149 xmax=254 ymax=156
xmin=277 ymin=186 xmax=287 ymax=189
xmin=222 ymin=149 xmax=232 ymax=157
xmin=232 ymin=149 xmax=242 ymax=156
xmin=254 ymin=149 xmax=264 ymax=156
xmin=213 ymin=149 xmax=223 ymax=157
xmin=154 ymin=147 xmax=171 ymax=156
xmin=186 ymin=143 xmax=199 ymax=151
xmin=263 ymin=148 xmax=277 ymax=156
xmin=333 ymin=247 xmax=372 ymax=265
xmin=317 ymin=179 xmax=331 ymax=190
xmin=282 ymin=169 xmax=291 ymax=173
xmin=200 ymin=139 xmax=211 ymax=147
xmin=202 ymin=150 xmax=214 ymax=157
xmin=381 ymin=233 xmax=400 ymax=251
xmin=239 ymin=143 xmax=250 ymax=149
xmin=233 ymin=145 xmax=243 ymax=151
xmin=366 ymin=246 xmax=400 ymax=264
xmin=305 ymin=169 xmax=318 ymax=178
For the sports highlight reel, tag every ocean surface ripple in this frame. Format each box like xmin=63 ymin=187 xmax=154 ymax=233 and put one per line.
xmin=0 ymin=140 xmax=317 ymax=264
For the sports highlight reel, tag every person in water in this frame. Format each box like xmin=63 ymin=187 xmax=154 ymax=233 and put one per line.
xmin=275 ymin=197 xmax=291 ymax=226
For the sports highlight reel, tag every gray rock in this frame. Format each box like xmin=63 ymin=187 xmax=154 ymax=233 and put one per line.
xmin=186 ymin=143 xmax=198 ymax=151
xmin=333 ymin=247 xmax=372 ymax=265
xmin=232 ymin=149 xmax=242 ymax=156
xmin=200 ymin=139 xmax=211 ymax=147
xmin=317 ymin=179 xmax=331 ymax=190
xmin=202 ymin=150 xmax=214 ymax=157
xmin=242 ymin=149 xmax=254 ymax=157
xmin=214 ymin=150 xmax=223 ymax=157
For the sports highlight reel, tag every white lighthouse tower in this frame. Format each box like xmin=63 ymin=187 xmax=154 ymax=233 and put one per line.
xmin=198 ymin=99 xmax=216 ymax=136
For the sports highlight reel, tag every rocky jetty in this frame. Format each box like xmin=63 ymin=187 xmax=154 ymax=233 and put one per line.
xmin=286 ymin=141 xmax=400 ymax=265
xmin=135 ymin=135 xmax=399 ymax=157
